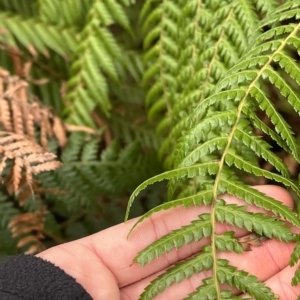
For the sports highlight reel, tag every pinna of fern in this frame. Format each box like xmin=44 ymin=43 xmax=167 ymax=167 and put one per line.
xmin=126 ymin=1 xmax=300 ymax=299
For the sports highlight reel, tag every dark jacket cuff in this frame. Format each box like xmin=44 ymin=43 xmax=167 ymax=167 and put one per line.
xmin=0 ymin=254 xmax=92 ymax=299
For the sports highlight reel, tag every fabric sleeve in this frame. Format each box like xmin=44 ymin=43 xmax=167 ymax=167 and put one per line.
xmin=0 ymin=254 xmax=93 ymax=300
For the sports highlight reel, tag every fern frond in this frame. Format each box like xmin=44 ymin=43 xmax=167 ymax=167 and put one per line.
xmin=0 ymin=12 xmax=77 ymax=57
xmin=215 ymin=231 xmax=243 ymax=253
xmin=38 ymin=0 xmax=93 ymax=29
xmin=8 ymin=206 xmax=46 ymax=254
xmin=140 ymin=246 xmax=213 ymax=300
xmin=224 ymin=150 xmax=300 ymax=196
xmin=65 ymin=0 xmax=131 ymax=125
xmin=41 ymin=134 xmax=161 ymax=213
xmin=0 ymin=131 xmax=61 ymax=194
xmin=186 ymin=260 xmax=277 ymax=300
xmin=135 ymin=214 xmax=212 ymax=266
xmin=127 ymin=1 xmax=300 ymax=299
xmin=158 ymin=0 xmax=270 ymax=167
xmin=125 ymin=162 xmax=219 ymax=221
xmin=0 ymin=0 xmax=37 ymax=18
xmin=129 ymin=189 xmax=213 ymax=235
xmin=0 ymin=69 xmax=67 ymax=149
xmin=216 ymin=260 xmax=277 ymax=300
xmin=216 ymin=200 xmax=293 ymax=241
xmin=0 ymin=191 xmax=18 ymax=228
xmin=219 ymin=179 xmax=300 ymax=227
xmin=290 ymin=241 xmax=300 ymax=267
xmin=142 ymin=0 xmax=180 ymax=129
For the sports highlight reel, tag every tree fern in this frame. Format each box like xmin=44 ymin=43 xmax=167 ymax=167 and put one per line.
xmin=126 ymin=1 xmax=300 ymax=299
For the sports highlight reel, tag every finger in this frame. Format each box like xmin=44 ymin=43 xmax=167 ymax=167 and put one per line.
xmin=89 ymin=185 xmax=293 ymax=287
xmin=120 ymin=238 xmax=296 ymax=300
xmin=257 ymin=263 xmax=300 ymax=300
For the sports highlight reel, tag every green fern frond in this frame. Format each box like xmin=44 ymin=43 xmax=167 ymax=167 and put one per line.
xmin=0 ymin=192 xmax=18 ymax=228
xmin=142 ymin=0 xmax=180 ymax=127
xmin=216 ymin=200 xmax=292 ymax=241
xmin=129 ymin=189 xmax=214 ymax=235
xmin=219 ymin=179 xmax=300 ymax=226
xmin=215 ymin=231 xmax=243 ymax=253
xmin=290 ymin=241 xmax=300 ymax=267
xmin=126 ymin=1 xmax=300 ymax=299
xmin=125 ymin=162 xmax=219 ymax=220
xmin=292 ymin=268 xmax=300 ymax=286
xmin=185 ymin=260 xmax=277 ymax=300
xmin=65 ymin=0 xmax=131 ymax=125
xmin=135 ymin=214 xmax=212 ymax=266
xmin=0 ymin=0 xmax=38 ymax=17
xmin=0 ymin=12 xmax=77 ymax=57
xmin=290 ymin=240 xmax=300 ymax=286
xmin=38 ymin=0 xmax=93 ymax=29
xmin=140 ymin=246 xmax=213 ymax=300
xmin=158 ymin=0 xmax=271 ymax=167
xmin=41 ymin=133 xmax=161 ymax=213
xmin=216 ymin=260 xmax=277 ymax=300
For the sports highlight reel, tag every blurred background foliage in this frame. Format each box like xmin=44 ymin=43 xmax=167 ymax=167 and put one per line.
xmin=0 ymin=0 xmax=165 ymax=259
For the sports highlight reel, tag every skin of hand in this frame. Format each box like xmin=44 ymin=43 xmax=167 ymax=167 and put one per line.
xmin=37 ymin=185 xmax=300 ymax=300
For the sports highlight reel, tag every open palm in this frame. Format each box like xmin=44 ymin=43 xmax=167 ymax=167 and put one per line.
xmin=38 ymin=185 xmax=300 ymax=300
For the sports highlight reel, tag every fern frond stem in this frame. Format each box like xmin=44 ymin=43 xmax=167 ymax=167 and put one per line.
xmin=210 ymin=204 xmax=221 ymax=298
xmin=209 ymin=8 xmax=234 ymax=299
xmin=211 ymin=21 xmax=300 ymax=299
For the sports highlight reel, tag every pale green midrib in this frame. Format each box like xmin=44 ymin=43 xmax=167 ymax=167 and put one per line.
xmin=210 ymin=22 xmax=300 ymax=300
xmin=208 ymin=7 xmax=234 ymax=300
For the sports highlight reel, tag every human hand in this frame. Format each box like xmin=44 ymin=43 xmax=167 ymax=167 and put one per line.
xmin=37 ymin=185 xmax=300 ymax=300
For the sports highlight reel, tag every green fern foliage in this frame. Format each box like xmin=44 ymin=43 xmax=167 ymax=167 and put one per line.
xmin=0 ymin=0 xmax=138 ymax=127
xmin=126 ymin=1 xmax=300 ymax=299
xmin=65 ymin=0 xmax=131 ymax=125
xmin=0 ymin=11 xmax=77 ymax=57
xmin=39 ymin=132 xmax=161 ymax=213
xmin=156 ymin=0 xmax=277 ymax=168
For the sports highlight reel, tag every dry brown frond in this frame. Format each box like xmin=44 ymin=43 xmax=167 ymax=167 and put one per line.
xmin=0 ymin=131 xmax=61 ymax=195
xmin=9 ymin=207 xmax=46 ymax=254
xmin=0 ymin=68 xmax=68 ymax=148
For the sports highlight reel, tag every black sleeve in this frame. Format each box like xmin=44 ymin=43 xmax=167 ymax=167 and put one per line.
xmin=0 ymin=254 xmax=93 ymax=300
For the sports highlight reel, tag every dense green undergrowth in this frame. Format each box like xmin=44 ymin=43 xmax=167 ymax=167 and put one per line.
xmin=0 ymin=0 xmax=300 ymax=299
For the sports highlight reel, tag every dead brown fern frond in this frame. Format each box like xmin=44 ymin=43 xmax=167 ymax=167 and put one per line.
xmin=0 ymin=68 xmax=67 ymax=149
xmin=9 ymin=205 xmax=46 ymax=254
xmin=0 ymin=131 xmax=61 ymax=196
